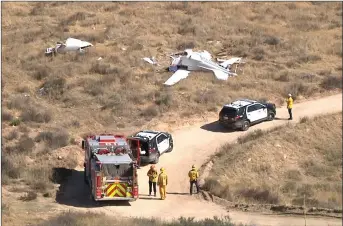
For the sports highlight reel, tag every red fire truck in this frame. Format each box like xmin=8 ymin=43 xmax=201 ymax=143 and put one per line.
xmin=82 ymin=134 xmax=140 ymax=201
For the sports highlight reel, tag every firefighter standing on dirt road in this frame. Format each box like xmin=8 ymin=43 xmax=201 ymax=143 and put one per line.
xmin=188 ymin=165 xmax=200 ymax=195
xmin=157 ymin=167 xmax=168 ymax=200
xmin=147 ymin=165 xmax=158 ymax=197
xmin=286 ymin=93 xmax=293 ymax=120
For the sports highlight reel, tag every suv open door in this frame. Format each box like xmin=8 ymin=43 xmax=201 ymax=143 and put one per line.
xmin=127 ymin=137 xmax=141 ymax=166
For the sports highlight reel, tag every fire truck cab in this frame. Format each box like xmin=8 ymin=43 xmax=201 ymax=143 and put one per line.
xmin=82 ymin=134 xmax=139 ymax=201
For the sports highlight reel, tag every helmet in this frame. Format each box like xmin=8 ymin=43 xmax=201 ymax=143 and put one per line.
xmin=160 ymin=167 xmax=165 ymax=172
xmin=192 ymin=164 xmax=196 ymax=169
xmin=288 ymin=93 xmax=292 ymax=97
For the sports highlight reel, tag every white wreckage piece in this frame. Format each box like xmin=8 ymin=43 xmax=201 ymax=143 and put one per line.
xmin=164 ymin=49 xmax=244 ymax=86
xmin=142 ymin=57 xmax=158 ymax=65
xmin=45 ymin=38 xmax=93 ymax=56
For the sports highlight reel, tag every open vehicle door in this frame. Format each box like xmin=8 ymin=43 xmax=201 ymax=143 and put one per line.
xmin=126 ymin=137 xmax=141 ymax=165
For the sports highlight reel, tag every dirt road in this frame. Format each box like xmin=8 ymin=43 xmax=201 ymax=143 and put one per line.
xmin=57 ymin=93 xmax=342 ymax=226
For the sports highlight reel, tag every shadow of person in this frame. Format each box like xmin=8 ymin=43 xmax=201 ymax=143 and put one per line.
xmin=274 ymin=117 xmax=288 ymax=121
xmin=166 ymin=192 xmax=190 ymax=196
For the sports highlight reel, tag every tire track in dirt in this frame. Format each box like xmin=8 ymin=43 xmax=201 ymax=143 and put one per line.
xmin=56 ymin=93 xmax=342 ymax=226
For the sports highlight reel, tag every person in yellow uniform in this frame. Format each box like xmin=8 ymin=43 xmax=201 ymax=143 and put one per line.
xmin=157 ymin=167 xmax=168 ymax=200
xmin=188 ymin=165 xmax=200 ymax=195
xmin=286 ymin=93 xmax=293 ymax=120
xmin=147 ymin=165 xmax=158 ymax=197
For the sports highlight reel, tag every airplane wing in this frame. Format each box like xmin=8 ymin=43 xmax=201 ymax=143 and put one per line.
xmin=66 ymin=38 xmax=93 ymax=49
xmin=164 ymin=69 xmax=190 ymax=86
xmin=212 ymin=69 xmax=229 ymax=80
xmin=219 ymin=57 xmax=242 ymax=68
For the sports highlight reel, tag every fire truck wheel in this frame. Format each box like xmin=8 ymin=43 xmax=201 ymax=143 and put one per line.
xmin=151 ymin=152 xmax=160 ymax=164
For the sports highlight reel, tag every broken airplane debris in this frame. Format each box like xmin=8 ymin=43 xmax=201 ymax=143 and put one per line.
xmin=45 ymin=37 xmax=93 ymax=56
xmin=164 ymin=49 xmax=244 ymax=86
xmin=142 ymin=57 xmax=158 ymax=65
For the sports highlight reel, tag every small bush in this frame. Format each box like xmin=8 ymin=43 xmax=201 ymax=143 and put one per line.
xmin=15 ymin=86 xmax=30 ymax=93
xmin=60 ymin=12 xmax=88 ymax=26
xmin=275 ymin=71 xmax=291 ymax=82
xmin=281 ymin=181 xmax=297 ymax=193
xmin=1 ymin=155 xmax=21 ymax=179
xmin=178 ymin=18 xmax=196 ymax=35
xmin=141 ymin=105 xmax=159 ymax=118
xmin=7 ymin=96 xmax=28 ymax=110
xmin=320 ymin=75 xmax=342 ymax=90
xmin=16 ymin=135 xmax=35 ymax=153
xmin=19 ymin=192 xmax=37 ymax=201
xmin=100 ymin=93 xmax=125 ymax=110
xmin=35 ymin=129 xmax=70 ymax=150
xmin=21 ymin=107 xmax=52 ymax=123
xmin=33 ymin=66 xmax=50 ymax=80
xmin=284 ymin=82 xmax=310 ymax=98
xmin=41 ymin=77 xmax=67 ymax=100
xmin=194 ymin=90 xmax=219 ymax=105
xmin=25 ymin=166 xmax=54 ymax=193
xmin=237 ymin=129 xmax=265 ymax=144
xmin=155 ymin=92 xmax=173 ymax=107
xmin=6 ymin=130 xmax=19 ymax=140
xmin=202 ymin=178 xmax=233 ymax=201
xmin=237 ymin=188 xmax=279 ymax=204
xmin=85 ymin=81 xmax=104 ymax=97
xmin=299 ymin=116 xmax=309 ymax=124
xmin=9 ymin=118 xmax=21 ymax=126
xmin=70 ymin=120 xmax=80 ymax=128
xmin=2 ymin=111 xmax=13 ymax=121
xmin=301 ymin=160 xmax=333 ymax=177
xmin=177 ymin=41 xmax=196 ymax=50
xmin=285 ymin=169 xmax=302 ymax=180
xmin=297 ymin=53 xmax=322 ymax=64
xmin=19 ymin=125 xmax=30 ymax=133
xmin=90 ymin=63 xmax=119 ymax=75
xmin=252 ymin=47 xmax=265 ymax=61
xmin=264 ymin=36 xmax=280 ymax=45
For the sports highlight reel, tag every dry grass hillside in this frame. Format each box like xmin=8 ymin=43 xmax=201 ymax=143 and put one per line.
xmin=2 ymin=2 xmax=342 ymax=136
xmin=35 ymin=212 xmax=246 ymax=226
xmin=203 ymin=113 xmax=342 ymax=209
xmin=1 ymin=2 xmax=342 ymax=225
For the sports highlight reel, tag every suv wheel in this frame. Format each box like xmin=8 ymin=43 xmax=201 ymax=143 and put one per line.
xmin=267 ymin=112 xmax=275 ymax=121
xmin=166 ymin=142 xmax=173 ymax=153
xmin=152 ymin=152 xmax=160 ymax=164
xmin=241 ymin=121 xmax=250 ymax=131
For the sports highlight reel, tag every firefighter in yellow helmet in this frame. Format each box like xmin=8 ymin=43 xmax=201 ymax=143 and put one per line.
xmin=188 ymin=164 xmax=200 ymax=195
xmin=147 ymin=164 xmax=158 ymax=197
xmin=286 ymin=93 xmax=293 ymax=120
xmin=157 ymin=167 xmax=168 ymax=200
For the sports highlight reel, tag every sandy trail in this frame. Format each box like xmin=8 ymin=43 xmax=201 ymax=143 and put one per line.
xmin=57 ymin=93 xmax=342 ymax=226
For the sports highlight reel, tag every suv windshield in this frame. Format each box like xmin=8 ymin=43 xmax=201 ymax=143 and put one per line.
xmin=102 ymin=164 xmax=133 ymax=179
xmin=220 ymin=107 xmax=238 ymax=117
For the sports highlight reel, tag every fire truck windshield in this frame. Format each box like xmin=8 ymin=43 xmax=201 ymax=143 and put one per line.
xmin=101 ymin=163 xmax=133 ymax=179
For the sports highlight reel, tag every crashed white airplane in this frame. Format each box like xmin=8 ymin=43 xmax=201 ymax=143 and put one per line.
xmin=164 ymin=49 xmax=243 ymax=86
xmin=45 ymin=37 xmax=93 ymax=56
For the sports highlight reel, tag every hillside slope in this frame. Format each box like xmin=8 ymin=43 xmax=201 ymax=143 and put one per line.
xmin=204 ymin=112 xmax=342 ymax=209
xmin=2 ymin=2 xmax=342 ymax=135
